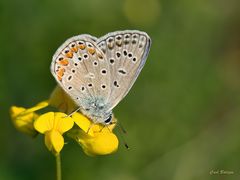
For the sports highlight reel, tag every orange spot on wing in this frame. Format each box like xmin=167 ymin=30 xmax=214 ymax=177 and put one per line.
xmin=57 ymin=68 xmax=65 ymax=81
xmin=88 ymin=48 xmax=96 ymax=55
xmin=66 ymin=52 xmax=73 ymax=58
xmin=97 ymin=52 xmax=103 ymax=60
xmin=58 ymin=59 xmax=69 ymax=66
xmin=71 ymin=47 xmax=78 ymax=53
xmin=79 ymin=44 xmax=86 ymax=50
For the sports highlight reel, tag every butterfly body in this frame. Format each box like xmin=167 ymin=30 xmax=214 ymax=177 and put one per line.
xmin=51 ymin=30 xmax=151 ymax=124
xmin=79 ymin=96 xmax=112 ymax=124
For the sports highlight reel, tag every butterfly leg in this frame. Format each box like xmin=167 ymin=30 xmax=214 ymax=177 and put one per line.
xmin=87 ymin=123 xmax=94 ymax=134
xmin=99 ymin=125 xmax=106 ymax=132
xmin=65 ymin=107 xmax=81 ymax=117
xmin=99 ymin=125 xmax=112 ymax=133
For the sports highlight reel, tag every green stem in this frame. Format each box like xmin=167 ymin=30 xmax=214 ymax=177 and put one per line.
xmin=56 ymin=153 xmax=62 ymax=180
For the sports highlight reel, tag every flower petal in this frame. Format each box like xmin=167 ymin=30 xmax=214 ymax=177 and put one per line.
xmin=21 ymin=101 xmax=49 ymax=115
xmin=54 ymin=112 xmax=74 ymax=134
xmin=10 ymin=106 xmax=38 ymax=137
xmin=34 ymin=112 xmax=54 ymax=134
xmin=72 ymin=113 xmax=94 ymax=136
xmin=10 ymin=106 xmax=26 ymax=119
xmin=45 ymin=130 xmax=64 ymax=154
xmin=78 ymin=131 xmax=119 ymax=156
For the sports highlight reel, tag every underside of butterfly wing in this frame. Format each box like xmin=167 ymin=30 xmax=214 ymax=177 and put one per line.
xmin=96 ymin=30 xmax=151 ymax=110
xmin=51 ymin=30 xmax=151 ymax=124
xmin=51 ymin=35 xmax=112 ymax=123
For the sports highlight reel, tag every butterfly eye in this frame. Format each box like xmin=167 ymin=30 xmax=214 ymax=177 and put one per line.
xmin=104 ymin=115 xmax=112 ymax=124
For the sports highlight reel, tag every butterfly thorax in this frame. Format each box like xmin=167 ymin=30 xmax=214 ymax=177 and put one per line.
xmin=78 ymin=96 xmax=112 ymax=124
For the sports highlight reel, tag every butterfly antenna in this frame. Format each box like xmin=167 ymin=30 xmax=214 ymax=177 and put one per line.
xmin=114 ymin=122 xmax=129 ymax=150
xmin=118 ymin=121 xmax=127 ymax=134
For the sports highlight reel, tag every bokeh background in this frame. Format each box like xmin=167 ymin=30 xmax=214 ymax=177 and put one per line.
xmin=1 ymin=0 xmax=240 ymax=179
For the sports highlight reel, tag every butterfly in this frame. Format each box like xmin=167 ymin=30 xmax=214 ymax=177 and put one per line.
xmin=51 ymin=30 xmax=151 ymax=125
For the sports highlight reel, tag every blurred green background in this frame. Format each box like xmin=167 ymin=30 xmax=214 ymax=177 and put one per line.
xmin=1 ymin=0 xmax=240 ymax=179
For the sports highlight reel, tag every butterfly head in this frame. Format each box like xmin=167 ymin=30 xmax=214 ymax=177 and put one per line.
xmin=103 ymin=114 xmax=113 ymax=125
xmin=85 ymin=109 xmax=113 ymax=125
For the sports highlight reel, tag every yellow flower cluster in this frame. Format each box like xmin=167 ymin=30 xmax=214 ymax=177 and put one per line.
xmin=10 ymin=86 xmax=118 ymax=156
xmin=70 ymin=113 xmax=118 ymax=156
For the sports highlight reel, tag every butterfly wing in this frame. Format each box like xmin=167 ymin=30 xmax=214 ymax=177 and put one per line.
xmin=96 ymin=30 xmax=151 ymax=110
xmin=51 ymin=35 xmax=112 ymax=120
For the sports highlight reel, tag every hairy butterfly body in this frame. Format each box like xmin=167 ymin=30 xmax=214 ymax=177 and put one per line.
xmin=51 ymin=30 xmax=151 ymax=125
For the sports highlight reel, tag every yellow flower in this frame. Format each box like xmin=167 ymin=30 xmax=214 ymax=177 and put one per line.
xmin=49 ymin=86 xmax=119 ymax=156
xmin=11 ymin=86 xmax=119 ymax=156
xmin=10 ymin=101 xmax=49 ymax=137
xmin=34 ymin=112 xmax=74 ymax=155
xmin=70 ymin=113 xmax=119 ymax=156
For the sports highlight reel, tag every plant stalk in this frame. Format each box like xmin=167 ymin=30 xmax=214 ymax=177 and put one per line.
xmin=56 ymin=153 xmax=62 ymax=180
